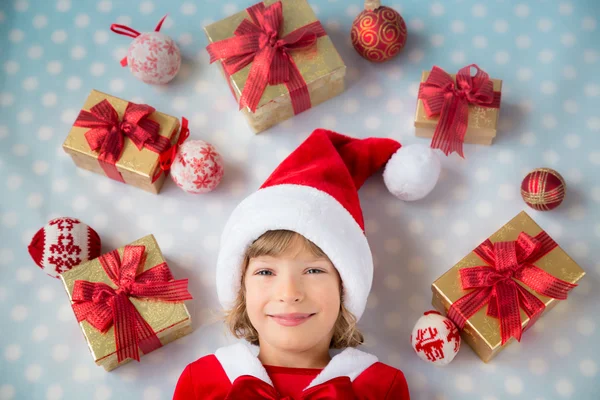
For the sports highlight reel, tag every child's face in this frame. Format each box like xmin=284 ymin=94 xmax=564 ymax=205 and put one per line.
xmin=244 ymin=236 xmax=341 ymax=354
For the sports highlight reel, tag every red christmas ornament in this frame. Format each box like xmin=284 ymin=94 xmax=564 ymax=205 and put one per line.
xmin=520 ymin=168 xmax=566 ymax=211
xmin=351 ymin=0 xmax=408 ymax=62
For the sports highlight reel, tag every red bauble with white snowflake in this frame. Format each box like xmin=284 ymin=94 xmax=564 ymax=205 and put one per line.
xmin=170 ymin=140 xmax=224 ymax=194
xmin=28 ymin=217 xmax=102 ymax=279
xmin=410 ymin=310 xmax=460 ymax=366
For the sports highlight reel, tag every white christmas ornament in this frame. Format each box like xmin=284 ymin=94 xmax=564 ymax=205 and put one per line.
xmin=383 ymin=144 xmax=441 ymax=201
xmin=111 ymin=16 xmax=181 ymax=85
xmin=27 ymin=217 xmax=101 ymax=278
xmin=170 ymin=140 xmax=224 ymax=194
xmin=411 ymin=310 xmax=461 ymax=366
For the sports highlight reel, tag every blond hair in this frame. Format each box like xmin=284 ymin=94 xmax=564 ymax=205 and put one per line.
xmin=224 ymin=230 xmax=364 ymax=349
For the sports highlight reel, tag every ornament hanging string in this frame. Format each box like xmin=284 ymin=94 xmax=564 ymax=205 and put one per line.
xmin=111 ymin=15 xmax=168 ymax=66
xmin=447 ymin=231 xmax=577 ymax=345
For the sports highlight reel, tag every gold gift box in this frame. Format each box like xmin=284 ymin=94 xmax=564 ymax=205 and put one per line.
xmin=63 ymin=90 xmax=180 ymax=194
xmin=60 ymin=234 xmax=192 ymax=371
xmin=414 ymin=70 xmax=502 ymax=146
xmin=204 ymin=0 xmax=346 ymax=133
xmin=431 ymin=211 xmax=585 ymax=362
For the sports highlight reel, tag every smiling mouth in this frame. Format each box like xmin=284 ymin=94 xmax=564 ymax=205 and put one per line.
xmin=268 ymin=313 xmax=316 ymax=327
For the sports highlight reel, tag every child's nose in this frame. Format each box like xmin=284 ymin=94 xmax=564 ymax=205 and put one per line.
xmin=277 ymin=276 xmax=304 ymax=303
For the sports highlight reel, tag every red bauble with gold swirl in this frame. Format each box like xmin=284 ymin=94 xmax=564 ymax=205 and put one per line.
xmin=351 ymin=0 xmax=408 ymax=63
xmin=520 ymin=168 xmax=566 ymax=211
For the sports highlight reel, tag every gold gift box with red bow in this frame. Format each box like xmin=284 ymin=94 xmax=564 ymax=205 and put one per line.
xmin=204 ymin=0 xmax=346 ymax=133
xmin=63 ymin=90 xmax=181 ymax=194
xmin=431 ymin=211 xmax=585 ymax=362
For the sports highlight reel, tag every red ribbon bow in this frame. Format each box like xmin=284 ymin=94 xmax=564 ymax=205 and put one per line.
xmin=447 ymin=231 xmax=577 ymax=345
xmin=157 ymin=117 xmax=190 ymax=173
xmin=71 ymin=245 xmax=193 ymax=363
xmin=73 ymin=99 xmax=171 ymax=183
xmin=225 ymin=375 xmax=355 ymax=400
xmin=418 ymin=64 xmax=501 ymax=157
xmin=111 ymin=15 xmax=168 ymax=66
xmin=206 ymin=1 xmax=327 ymax=114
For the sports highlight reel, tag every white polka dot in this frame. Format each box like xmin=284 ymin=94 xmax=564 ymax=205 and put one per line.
xmin=582 ymin=16 xmax=596 ymax=31
xmin=495 ymin=51 xmax=510 ymax=65
xmin=27 ymin=193 xmax=44 ymax=209
xmin=559 ymin=2 xmax=573 ymax=15
xmin=576 ymin=318 xmax=595 ymax=336
xmin=563 ymin=99 xmax=578 ymax=114
xmin=451 ymin=50 xmax=465 ymax=64
xmin=537 ymin=18 xmax=553 ymax=32
xmin=4 ymin=344 xmax=21 ymax=361
xmin=452 ymin=220 xmax=470 ymax=236
xmin=71 ymin=46 xmax=86 ymax=60
xmin=408 ymin=49 xmax=424 ymax=63
xmin=12 ymin=143 xmax=29 ymax=156
xmin=430 ymin=2 xmax=444 ymax=16
xmin=116 ymin=15 xmax=132 ymax=25
xmin=591 ymin=187 xmax=600 ymax=203
xmin=584 ymin=49 xmax=598 ymax=63
xmin=42 ymin=92 xmax=58 ymax=107
xmin=32 ymin=325 xmax=48 ymax=342
xmin=561 ymin=33 xmax=576 ymax=47
xmin=94 ymin=384 xmax=112 ymax=400
xmin=181 ymin=2 xmax=196 ymax=15
xmin=0 ymin=93 xmax=14 ymax=107
xmin=542 ymin=114 xmax=558 ymax=129
xmin=110 ymin=79 xmax=125 ymax=93
xmin=504 ymin=376 xmax=523 ymax=395
xmin=516 ymin=35 xmax=532 ymax=49
xmin=455 ymin=374 xmax=473 ymax=392
xmin=579 ymin=359 xmax=597 ymax=377
xmin=72 ymin=195 xmax=88 ymax=211
xmin=182 ymin=217 xmax=199 ymax=232
xmin=14 ymin=0 xmax=28 ymax=12
xmin=51 ymin=30 xmax=67 ymax=44
xmin=542 ymin=150 xmax=560 ymax=165
xmin=343 ymin=98 xmax=359 ymax=114
xmin=430 ymin=34 xmax=445 ymax=47
xmin=451 ymin=20 xmax=465 ymax=33
xmin=37 ymin=286 xmax=55 ymax=302
xmin=472 ymin=4 xmax=486 ymax=17
xmin=73 ymin=365 xmax=90 ymax=382
xmin=476 ymin=201 xmax=492 ymax=218
xmin=113 ymin=47 xmax=127 ymax=62
xmin=475 ymin=167 xmax=490 ymax=182
xmin=7 ymin=175 xmax=22 ymax=191
xmin=540 ymin=81 xmax=556 ymax=95
xmin=563 ymin=66 xmax=577 ymax=79
xmin=365 ymin=84 xmax=382 ymax=98
xmin=28 ymin=45 xmax=43 ymax=59
xmin=585 ymin=83 xmax=600 ymax=97
xmin=408 ymin=18 xmax=424 ymax=32
xmin=0 ymin=249 xmax=14 ymax=266
xmin=47 ymin=61 xmax=63 ymax=75
xmin=139 ymin=1 xmax=154 ymax=14
xmin=94 ymin=30 xmax=109 ymax=45
xmin=25 ymin=364 xmax=42 ymax=382
xmin=386 ymin=98 xmax=403 ymax=114
xmin=9 ymin=29 xmax=24 ymax=43
xmin=23 ymin=77 xmax=38 ymax=91
xmin=97 ymin=0 xmax=112 ymax=12
xmin=0 ymin=384 xmax=15 ymax=399
xmin=498 ymin=184 xmax=515 ymax=200
xmin=46 ymin=384 xmax=63 ymax=400
xmin=555 ymin=379 xmax=574 ymax=397
xmin=11 ymin=305 xmax=28 ymax=321
xmin=588 ymin=117 xmax=600 ymax=131
xmin=143 ymin=386 xmax=161 ymax=400
xmin=4 ymin=61 xmax=19 ymax=75
xmin=56 ymin=0 xmax=71 ymax=12
xmin=473 ymin=36 xmax=487 ymax=48
xmin=515 ymin=4 xmax=530 ymax=17
xmin=430 ymin=239 xmax=446 ymax=255
xmin=494 ymin=19 xmax=508 ymax=33
xmin=529 ymin=357 xmax=548 ymax=375
xmin=2 ymin=212 xmax=18 ymax=228
xmin=75 ymin=13 xmax=90 ymax=28
xmin=554 ymin=338 xmax=572 ymax=356
xmin=497 ymin=150 xmax=514 ymax=164
xmin=364 ymin=116 xmax=381 ymax=130
xmin=52 ymin=344 xmax=70 ymax=362
xmin=409 ymin=219 xmax=424 ymax=235
xmin=566 ymin=167 xmax=583 ymax=184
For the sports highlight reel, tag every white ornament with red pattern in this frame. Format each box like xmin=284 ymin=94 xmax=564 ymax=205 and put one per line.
xmin=410 ymin=310 xmax=461 ymax=366
xmin=111 ymin=15 xmax=181 ymax=85
xmin=28 ymin=217 xmax=102 ymax=279
xmin=170 ymin=140 xmax=224 ymax=194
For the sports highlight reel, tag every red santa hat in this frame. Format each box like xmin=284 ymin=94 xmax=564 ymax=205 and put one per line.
xmin=217 ymin=129 xmax=440 ymax=321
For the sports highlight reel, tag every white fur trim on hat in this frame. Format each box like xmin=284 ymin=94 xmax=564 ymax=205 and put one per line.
xmin=216 ymin=184 xmax=373 ymax=321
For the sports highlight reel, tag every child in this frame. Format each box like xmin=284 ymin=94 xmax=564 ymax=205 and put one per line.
xmin=174 ymin=129 xmax=439 ymax=399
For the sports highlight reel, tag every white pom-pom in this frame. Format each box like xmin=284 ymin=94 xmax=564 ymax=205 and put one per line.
xmin=383 ymin=144 xmax=441 ymax=201
xmin=410 ymin=310 xmax=461 ymax=366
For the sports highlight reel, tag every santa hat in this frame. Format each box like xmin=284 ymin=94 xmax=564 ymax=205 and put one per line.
xmin=217 ymin=129 xmax=440 ymax=321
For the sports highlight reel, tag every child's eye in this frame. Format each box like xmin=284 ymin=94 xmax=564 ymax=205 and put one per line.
xmin=256 ymin=270 xmax=273 ymax=276
xmin=306 ymin=268 xmax=325 ymax=274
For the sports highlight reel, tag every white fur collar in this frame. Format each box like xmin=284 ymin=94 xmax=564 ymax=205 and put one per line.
xmin=214 ymin=342 xmax=378 ymax=391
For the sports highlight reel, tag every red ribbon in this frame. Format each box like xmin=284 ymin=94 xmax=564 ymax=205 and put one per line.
xmin=111 ymin=15 xmax=168 ymax=66
xmin=418 ymin=64 xmax=501 ymax=157
xmin=71 ymin=245 xmax=192 ymax=363
xmin=225 ymin=375 xmax=355 ymax=400
xmin=206 ymin=1 xmax=327 ymax=114
xmin=447 ymin=231 xmax=577 ymax=345
xmin=156 ymin=117 xmax=190 ymax=174
xmin=73 ymin=99 xmax=171 ymax=183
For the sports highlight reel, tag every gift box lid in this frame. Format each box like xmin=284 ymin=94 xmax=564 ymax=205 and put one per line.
xmin=204 ymin=0 xmax=346 ymax=111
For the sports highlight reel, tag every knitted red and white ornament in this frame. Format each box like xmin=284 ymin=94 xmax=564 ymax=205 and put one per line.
xmin=411 ymin=310 xmax=461 ymax=366
xmin=217 ymin=129 xmax=440 ymax=321
xmin=28 ymin=217 xmax=101 ymax=279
